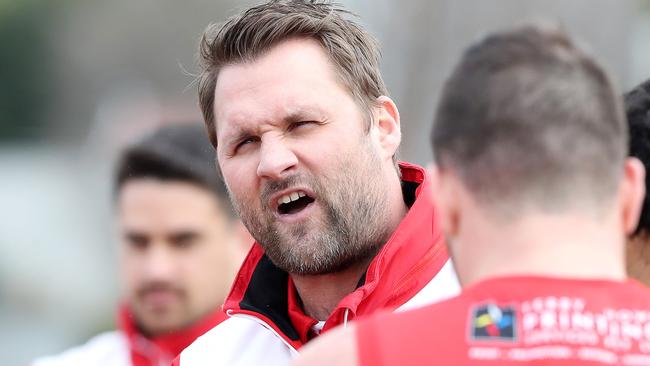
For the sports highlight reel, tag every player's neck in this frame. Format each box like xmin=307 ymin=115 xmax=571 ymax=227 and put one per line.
xmin=291 ymin=257 xmax=373 ymax=321
xmin=455 ymin=212 xmax=626 ymax=287
xmin=626 ymin=234 xmax=650 ymax=287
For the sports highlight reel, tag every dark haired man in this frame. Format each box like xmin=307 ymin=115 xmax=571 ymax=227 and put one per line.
xmin=32 ymin=124 xmax=249 ymax=366
xmin=174 ymin=0 xmax=459 ymax=364
xmin=295 ymin=23 xmax=650 ymax=366
xmin=626 ymin=79 xmax=650 ymax=287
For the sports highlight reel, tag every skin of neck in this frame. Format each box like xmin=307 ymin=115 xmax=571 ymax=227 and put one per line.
xmin=452 ymin=203 xmax=627 ymax=288
xmin=437 ymin=157 xmax=645 ymax=289
xmin=626 ymin=233 xmax=650 ymax=287
xmin=292 ymin=165 xmax=408 ymax=321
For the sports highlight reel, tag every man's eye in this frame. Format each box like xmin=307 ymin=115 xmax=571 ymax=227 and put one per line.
xmin=289 ymin=121 xmax=316 ymax=131
xmin=235 ymin=136 xmax=259 ymax=151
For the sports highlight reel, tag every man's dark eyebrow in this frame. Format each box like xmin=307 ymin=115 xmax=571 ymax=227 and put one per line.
xmin=124 ymin=229 xmax=146 ymax=237
xmin=169 ymin=230 xmax=200 ymax=242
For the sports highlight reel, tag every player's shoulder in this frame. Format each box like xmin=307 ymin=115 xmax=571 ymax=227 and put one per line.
xmin=177 ymin=315 xmax=295 ymax=366
xmin=31 ymin=331 xmax=129 ymax=366
xmin=357 ymin=292 xmax=468 ymax=345
xmin=397 ymin=291 xmax=468 ymax=323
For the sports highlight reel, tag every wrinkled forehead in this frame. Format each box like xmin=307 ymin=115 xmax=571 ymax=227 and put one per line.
xmin=212 ymin=39 xmax=354 ymax=140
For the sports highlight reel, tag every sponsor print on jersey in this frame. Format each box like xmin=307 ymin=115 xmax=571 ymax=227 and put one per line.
xmin=470 ymin=303 xmax=517 ymax=342
xmin=467 ymin=297 xmax=650 ymax=364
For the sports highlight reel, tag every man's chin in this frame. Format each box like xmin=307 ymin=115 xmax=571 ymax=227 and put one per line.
xmin=136 ymin=313 xmax=190 ymax=336
xmin=266 ymin=249 xmax=359 ymax=275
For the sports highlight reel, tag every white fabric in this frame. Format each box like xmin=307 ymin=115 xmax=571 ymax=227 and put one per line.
xmin=31 ymin=331 xmax=131 ymax=366
xmin=311 ymin=321 xmax=326 ymax=335
xmin=396 ymin=260 xmax=460 ymax=312
xmin=178 ymin=259 xmax=460 ymax=365
xmin=180 ymin=316 xmax=295 ymax=366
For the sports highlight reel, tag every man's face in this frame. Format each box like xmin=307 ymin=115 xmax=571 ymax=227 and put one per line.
xmin=118 ymin=179 xmax=238 ymax=335
xmin=214 ymin=38 xmax=393 ymax=275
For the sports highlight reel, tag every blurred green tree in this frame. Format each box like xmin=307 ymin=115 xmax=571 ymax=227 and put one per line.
xmin=0 ymin=0 xmax=56 ymax=141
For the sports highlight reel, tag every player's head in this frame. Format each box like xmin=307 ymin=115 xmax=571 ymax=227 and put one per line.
xmin=198 ymin=0 xmax=388 ymax=151
xmin=624 ymin=79 xmax=650 ymax=285
xmin=115 ymin=124 xmax=248 ymax=336
xmin=430 ymin=23 xmax=644 ymax=276
xmin=197 ymin=0 xmax=405 ymax=276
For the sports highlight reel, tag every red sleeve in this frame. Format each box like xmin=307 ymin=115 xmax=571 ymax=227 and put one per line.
xmin=170 ymin=355 xmax=181 ymax=366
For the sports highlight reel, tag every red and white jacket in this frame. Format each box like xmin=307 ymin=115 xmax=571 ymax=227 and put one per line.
xmin=31 ymin=305 xmax=226 ymax=366
xmin=174 ymin=162 xmax=460 ymax=365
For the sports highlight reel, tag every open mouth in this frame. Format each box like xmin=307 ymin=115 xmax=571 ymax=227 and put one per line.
xmin=277 ymin=190 xmax=315 ymax=215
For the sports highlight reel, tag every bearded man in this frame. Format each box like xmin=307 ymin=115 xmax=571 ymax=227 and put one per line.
xmin=173 ymin=1 xmax=459 ymax=365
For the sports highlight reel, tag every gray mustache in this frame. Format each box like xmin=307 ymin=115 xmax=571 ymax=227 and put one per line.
xmin=260 ymin=175 xmax=312 ymax=205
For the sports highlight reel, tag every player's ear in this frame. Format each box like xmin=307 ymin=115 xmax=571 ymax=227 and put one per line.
xmin=430 ymin=164 xmax=460 ymax=239
xmin=620 ymin=157 xmax=646 ymax=235
xmin=373 ymin=96 xmax=401 ymax=161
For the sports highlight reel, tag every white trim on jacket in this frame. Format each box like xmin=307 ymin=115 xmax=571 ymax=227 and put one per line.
xmin=178 ymin=259 xmax=460 ymax=365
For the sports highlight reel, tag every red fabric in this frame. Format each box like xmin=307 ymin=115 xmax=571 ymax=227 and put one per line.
xmin=223 ymin=162 xmax=449 ymax=350
xmin=357 ymin=276 xmax=650 ymax=365
xmin=287 ymin=276 xmax=319 ymax=343
xmin=118 ymin=305 xmax=227 ymax=366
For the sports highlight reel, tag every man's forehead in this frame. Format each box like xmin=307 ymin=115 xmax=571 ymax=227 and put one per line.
xmin=213 ymin=39 xmax=346 ymax=125
xmin=214 ymin=84 xmax=331 ymax=143
xmin=118 ymin=210 xmax=222 ymax=235
xmin=220 ymin=102 xmax=326 ymax=127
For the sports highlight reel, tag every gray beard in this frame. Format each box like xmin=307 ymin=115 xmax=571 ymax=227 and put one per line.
xmin=229 ymin=150 xmax=395 ymax=275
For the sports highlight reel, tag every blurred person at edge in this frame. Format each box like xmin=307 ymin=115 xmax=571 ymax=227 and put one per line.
xmin=31 ymin=124 xmax=251 ymax=366
xmin=625 ymin=78 xmax=650 ymax=287
xmin=294 ymin=23 xmax=650 ymax=365
xmin=173 ymin=0 xmax=460 ymax=365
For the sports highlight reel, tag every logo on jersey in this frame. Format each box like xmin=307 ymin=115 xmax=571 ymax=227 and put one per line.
xmin=470 ymin=303 xmax=516 ymax=341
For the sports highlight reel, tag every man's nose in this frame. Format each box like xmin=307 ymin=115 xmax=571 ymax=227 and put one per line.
xmin=143 ymin=244 xmax=176 ymax=280
xmin=257 ymin=137 xmax=298 ymax=180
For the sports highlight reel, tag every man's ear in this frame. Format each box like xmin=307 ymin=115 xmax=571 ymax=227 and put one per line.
xmin=430 ymin=164 xmax=460 ymax=239
xmin=621 ymin=157 xmax=646 ymax=235
xmin=373 ymin=96 xmax=401 ymax=160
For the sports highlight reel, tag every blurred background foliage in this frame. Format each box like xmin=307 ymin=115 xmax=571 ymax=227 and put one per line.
xmin=0 ymin=0 xmax=57 ymax=141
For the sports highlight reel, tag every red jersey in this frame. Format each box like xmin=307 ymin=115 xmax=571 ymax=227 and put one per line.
xmin=357 ymin=276 xmax=650 ymax=365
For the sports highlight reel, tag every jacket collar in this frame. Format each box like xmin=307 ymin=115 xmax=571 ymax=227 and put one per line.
xmin=222 ymin=162 xmax=448 ymax=349
xmin=118 ymin=305 xmax=227 ymax=366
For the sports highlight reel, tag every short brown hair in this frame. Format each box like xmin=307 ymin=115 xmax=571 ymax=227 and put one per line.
xmin=431 ymin=23 xmax=626 ymax=218
xmin=197 ymin=0 xmax=387 ymax=147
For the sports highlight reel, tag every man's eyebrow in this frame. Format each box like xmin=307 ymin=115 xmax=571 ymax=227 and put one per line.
xmin=220 ymin=122 xmax=257 ymax=146
xmin=282 ymin=108 xmax=323 ymax=124
xmin=226 ymin=129 xmax=253 ymax=144
xmin=169 ymin=230 xmax=200 ymax=241
xmin=221 ymin=108 xmax=325 ymax=144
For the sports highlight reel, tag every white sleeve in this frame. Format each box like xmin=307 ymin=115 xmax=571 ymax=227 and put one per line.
xmin=178 ymin=316 xmax=296 ymax=366
xmin=31 ymin=331 xmax=130 ymax=366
